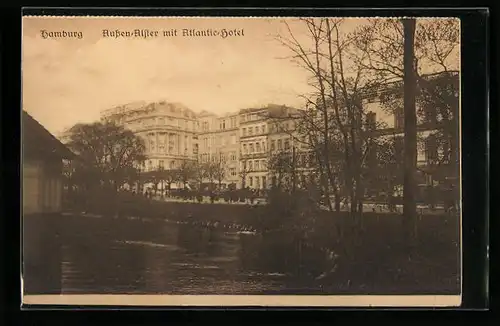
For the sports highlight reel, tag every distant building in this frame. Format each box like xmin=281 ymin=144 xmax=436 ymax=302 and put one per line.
xmin=238 ymin=106 xmax=270 ymax=189
xmin=238 ymin=104 xmax=306 ymax=190
xmin=362 ymin=71 xmax=459 ymax=193
xmin=267 ymin=106 xmax=312 ymax=189
xmin=198 ymin=111 xmax=240 ymax=188
xmin=101 ymin=101 xmax=199 ymax=172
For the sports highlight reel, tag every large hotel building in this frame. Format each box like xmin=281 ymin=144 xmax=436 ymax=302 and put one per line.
xmin=59 ymin=71 xmax=457 ymax=191
xmin=97 ymin=102 xmax=302 ymax=189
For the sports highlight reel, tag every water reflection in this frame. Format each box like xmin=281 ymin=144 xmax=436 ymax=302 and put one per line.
xmin=58 ymin=218 xmax=292 ymax=294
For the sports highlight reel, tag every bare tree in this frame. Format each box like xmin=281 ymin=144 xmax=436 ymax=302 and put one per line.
xmin=67 ymin=121 xmax=146 ymax=192
xmin=192 ymin=160 xmax=206 ymax=190
xmin=238 ymin=159 xmax=250 ymax=189
xmin=66 ymin=121 xmax=146 ymax=215
xmin=212 ymin=153 xmax=227 ymax=189
xmin=276 ymin=18 xmax=389 ymax=231
xmin=353 ymin=18 xmax=460 ymax=237
xmin=353 ymin=18 xmax=460 ymax=178
xmin=177 ymin=159 xmax=196 ymax=189
xmin=268 ymin=149 xmax=294 ymax=191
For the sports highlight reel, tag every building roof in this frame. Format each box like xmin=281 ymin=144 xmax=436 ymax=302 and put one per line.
xmin=22 ymin=110 xmax=75 ymax=160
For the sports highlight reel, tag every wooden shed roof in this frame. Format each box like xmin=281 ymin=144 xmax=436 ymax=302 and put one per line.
xmin=22 ymin=110 xmax=75 ymax=160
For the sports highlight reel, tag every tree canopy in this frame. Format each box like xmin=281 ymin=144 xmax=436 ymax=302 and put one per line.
xmin=65 ymin=121 xmax=146 ymax=191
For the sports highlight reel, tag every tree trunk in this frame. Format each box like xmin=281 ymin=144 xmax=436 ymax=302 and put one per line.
xmin=334 ymin=188 xmax=341 ymax=212
xmin=403 ymin=18 xmax=418 ymax=246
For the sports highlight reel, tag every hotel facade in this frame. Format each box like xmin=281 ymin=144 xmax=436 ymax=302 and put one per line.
xmin=63 ymin=71 xmax=455 ymax=192
xmin=100 ymin=101 xmax=199 ymax=172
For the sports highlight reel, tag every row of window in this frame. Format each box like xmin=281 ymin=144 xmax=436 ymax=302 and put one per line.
xmin=242 ymin=124 xmax=267 ymax=137
xmin=242 ymin=159 xmax=267 ymax=172
xmin=146 ymin=159 xmax=177 ymax=170
xmin=270 ymin=138 xmax=291 ymax=152
xmin=133 ymin=117 xmax=198 ymax=131
xmin=201 ymin=134 xmax=238 ymax=149
xmin=240 ymin=112 xmax=264 ymax=123
xmin=242 ymin=141 xmax=267 ymax=154
xmin=269 ymin=121 xmax=296 ymax=133
xmin=199 ymin=152 xmax=238 ymax=163
xmin=247 ymin=175 xmax=267 ymax=189
xmin=220 ymin=117 xmax=238 ymax=130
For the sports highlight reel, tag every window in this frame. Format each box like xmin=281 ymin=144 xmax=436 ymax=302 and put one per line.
xmin=262 ymin=142 xmax=266 ymax=152
xmin=222 ymin=120 xmax=226 ymax=130
xmin=262 ymin=125 xmax=266 ymax=133
xmin=158 ymin=118 xmax=165 ymax=125
xmin=249 ymin=161 xmax=253 ymax=171
xmin=170 ymin=161 xmax=175 ymax=169
xmin=249 ymin=127 xmax=253 ymax=136
xmin=255 ymin=160 xmax=260 ymax=171
xmin=271 ymin=140 xmax=276 ymax=151
xmin=284 ymin=139 xmax=290 ymax=150
xmin=249 ymin=176 xmax=253 ymax=187
xmin=256 ymin=176 xmax=260 ymax=188
xmin=159 ymin=160 xmax=164 ymax=168
xmin=243 ymin=144 xmax=247 ymax=154
xmin=256 ymin=143 xmax=261 ymax=152
xmin=278 ymin=139 xmax=283 ymax=150
xmin=231 ymin=151 xmax=237 ymax=161
xmin=242 ymin=128 xmax=247 ymax=136
xmin=249 ymin=143 xmax=254 ymax=153
xmin=262 ymin=176 xmax=267 ymax=188
xmin=230 ymin=167 xmax=236 ymax=176
xmin=366 ymin=111 xmax=377 ymax=130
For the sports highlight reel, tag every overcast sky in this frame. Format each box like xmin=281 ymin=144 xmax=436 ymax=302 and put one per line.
xmin=22 ymin=17 xmax=458 ymax=135
xmin=22 ymin=17 xmax=324 ymax=134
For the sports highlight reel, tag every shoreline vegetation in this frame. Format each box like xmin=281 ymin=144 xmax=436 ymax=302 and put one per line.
xmin=58 ymin=189 xmax=460 ymax=295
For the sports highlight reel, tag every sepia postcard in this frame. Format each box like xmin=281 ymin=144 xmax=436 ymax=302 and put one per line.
xmin=21 ymin=13 xmax=462 ymax=307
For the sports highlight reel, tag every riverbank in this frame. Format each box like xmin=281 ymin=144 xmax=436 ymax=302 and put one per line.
xmin=59 ymin=191 xmax=460 ymax=295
